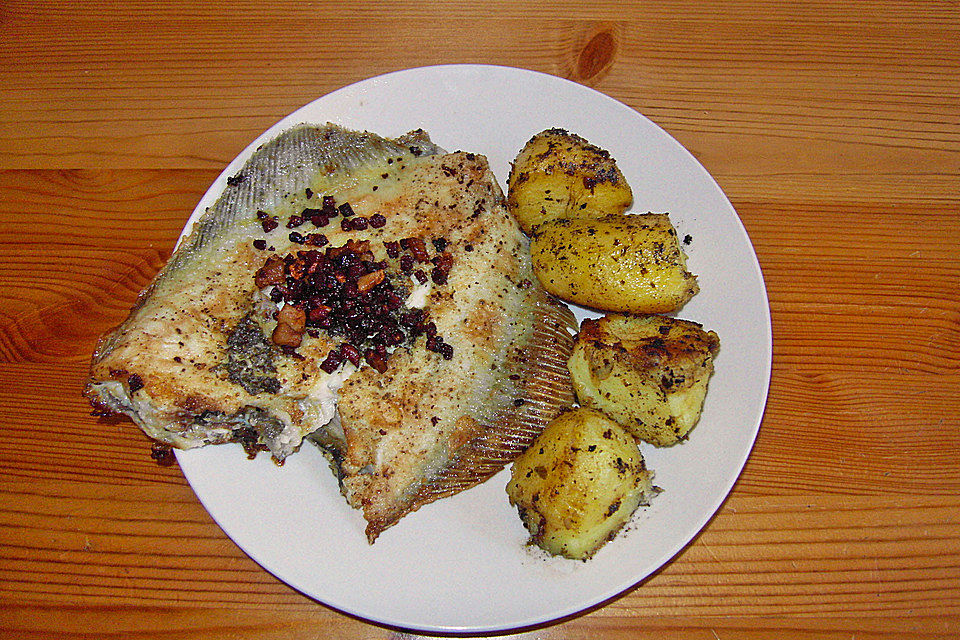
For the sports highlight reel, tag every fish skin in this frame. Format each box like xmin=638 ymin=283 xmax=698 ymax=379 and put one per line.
xmin=86 ymin=123 xmax=576 ymax=540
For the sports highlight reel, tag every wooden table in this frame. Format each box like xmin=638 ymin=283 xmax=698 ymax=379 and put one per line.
xmin=2 ymin=1 xmax=958 ymax=638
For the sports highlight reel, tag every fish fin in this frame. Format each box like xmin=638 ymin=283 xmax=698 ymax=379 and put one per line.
xmin=364 ymin=294 xmax=577 ymax=542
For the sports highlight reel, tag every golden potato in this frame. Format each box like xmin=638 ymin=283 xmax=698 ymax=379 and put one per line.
xmin=506 ymin=408 xmax=656 ymax=560
xmin=530 ymin=212 xmax=699 ymax=314
xmin=568 ymin=314 xmax=720 ymax=446
xmin=507 ymin=128 xmax=633 ymax=235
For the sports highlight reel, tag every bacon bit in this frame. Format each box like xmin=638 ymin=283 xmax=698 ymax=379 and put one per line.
xmin=277 ymin=304 xmax=306 ymax=331
xmin=272 ymin=305 xmax=306 ymax=347
xmin=306 ymin=233 xmax=329 ymax=247
xmin=150 ymin=443 xmax=176 ymax=466
xmin=255 ymin=255 xmax=286 ymax=288
xmin=432 ymin=252 xmax=453 ymax=271
xmin=128 ymin=373 xmax=144 ymax=393
xmin=308 ymin=304 xmax=332 ymax=321
xmin=340 ymin=343 xmax=361 ymax=366
xmin=288 ymin=260 xmax=306 ymax=280
xmin=405 ymin=237 xmax=429 ymax=262
xmin=365 ymin=349 xmax=389 ymax=373
xmin=355 ymin=270 xmax=383 ymax=294
xmin=346 ymin=239 xmax=370 ymax=254
xmin=272 ymin=321 xmax=303 ymax=347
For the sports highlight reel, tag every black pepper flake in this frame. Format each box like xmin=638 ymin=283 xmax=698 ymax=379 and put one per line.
xmin=464 ymin=244 xmax=474 ymax=252
xmin=431 ymin=237 xmax=448 ymax=252
xmin=683 ymin=234 xmax=693 ymax=245
xmin=305 ymin=188 xmax=314 ymax=199
xmin=128 ymin=374 xmax=143 ymax=393
xmin=226 ymin=173 xmax=245 ymax=187
xmin=513 ymin=398 xmax=526 ymax=407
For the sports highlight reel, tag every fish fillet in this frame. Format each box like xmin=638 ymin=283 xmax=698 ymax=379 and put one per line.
xmin=86 ymin=123 xmax=576 ymax=541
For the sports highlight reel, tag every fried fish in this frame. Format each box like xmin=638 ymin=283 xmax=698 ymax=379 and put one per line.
xmin=86 ymin=123 xmax=576 ymax=541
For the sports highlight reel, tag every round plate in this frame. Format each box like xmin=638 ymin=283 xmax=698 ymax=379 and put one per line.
xmin=175 ymin=64 xmax=772 ymax=633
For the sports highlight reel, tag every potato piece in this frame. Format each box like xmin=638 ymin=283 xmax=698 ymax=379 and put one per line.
xmin=507 ymin=128 xmax=633 ymax=235
xmin=530 ymin=212 xmax=699 ymax=313
xmin=506 ymin=408 xmax=656 ymax=560
xmin=568 ymin=314 xmax=720 ymax=446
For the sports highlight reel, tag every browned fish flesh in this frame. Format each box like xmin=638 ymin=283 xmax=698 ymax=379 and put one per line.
xmin=85 ymin=123 xmax=577 ymax=541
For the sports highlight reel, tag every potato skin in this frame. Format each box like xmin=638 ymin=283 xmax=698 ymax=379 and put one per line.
xmin=506 ymin=408 xmax=656 ymax=560
xmin=530 ymin=213 xmax=699 ymax=314
xmin=568 ymin=314 xmax=720 ymax=446
xmin=507 ymin=128 xmax=633 ymax=235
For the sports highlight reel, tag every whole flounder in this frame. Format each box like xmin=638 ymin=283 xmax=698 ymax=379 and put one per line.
xmin=86 ymin=123 xmax=576 ymax=541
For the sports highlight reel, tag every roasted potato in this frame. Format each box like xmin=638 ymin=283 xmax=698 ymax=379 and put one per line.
xmin=530 ymin=212 xmax=699 ymax=314
xmin=506 ymin=408 xmax=656 ymax=560
xmin=507 ymin=128 xmax=633 ymax=235
xmin=568 ymin=314 xmax=720 ymax=446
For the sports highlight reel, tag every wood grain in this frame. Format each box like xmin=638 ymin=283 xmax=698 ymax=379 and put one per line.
xmin=0 ymin=0 xmax=958 ymax=637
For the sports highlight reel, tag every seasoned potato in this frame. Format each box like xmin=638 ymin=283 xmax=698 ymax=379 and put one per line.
xmin=530 ymin=212 xmax=699 ymax=314
xmin=507 ymin=128 xmax=633 ymax=235
xmin=568 ymin=314 xmax=720 ymax=446
xmin=506 ymin=408 xmax=656 ymax=560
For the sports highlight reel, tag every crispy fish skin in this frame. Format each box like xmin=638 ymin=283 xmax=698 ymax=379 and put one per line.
xmin=86 ymin=124 xmax=576 ymax=540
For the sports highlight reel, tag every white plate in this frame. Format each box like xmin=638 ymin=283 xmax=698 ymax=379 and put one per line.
xmin=175 ymin=64 xmax=771 ymax=633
